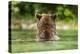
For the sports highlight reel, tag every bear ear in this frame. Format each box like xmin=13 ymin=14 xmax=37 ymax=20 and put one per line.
xmin=51 ymin=14 xmax=56 ymax=20
xmin=36 ymin=14 xmax=42 ymax=20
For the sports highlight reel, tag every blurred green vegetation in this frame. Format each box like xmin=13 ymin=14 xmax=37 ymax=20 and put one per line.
xmin=9 ymin=1 xmax=78 ymax=24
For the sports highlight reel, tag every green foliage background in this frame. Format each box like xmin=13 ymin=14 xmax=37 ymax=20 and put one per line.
xmin=9 ymin=1 xmax=78 ymax=25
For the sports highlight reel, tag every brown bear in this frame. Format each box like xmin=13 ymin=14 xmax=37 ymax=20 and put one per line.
xmin=36 ymin=14 xmax=59 ymax=41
